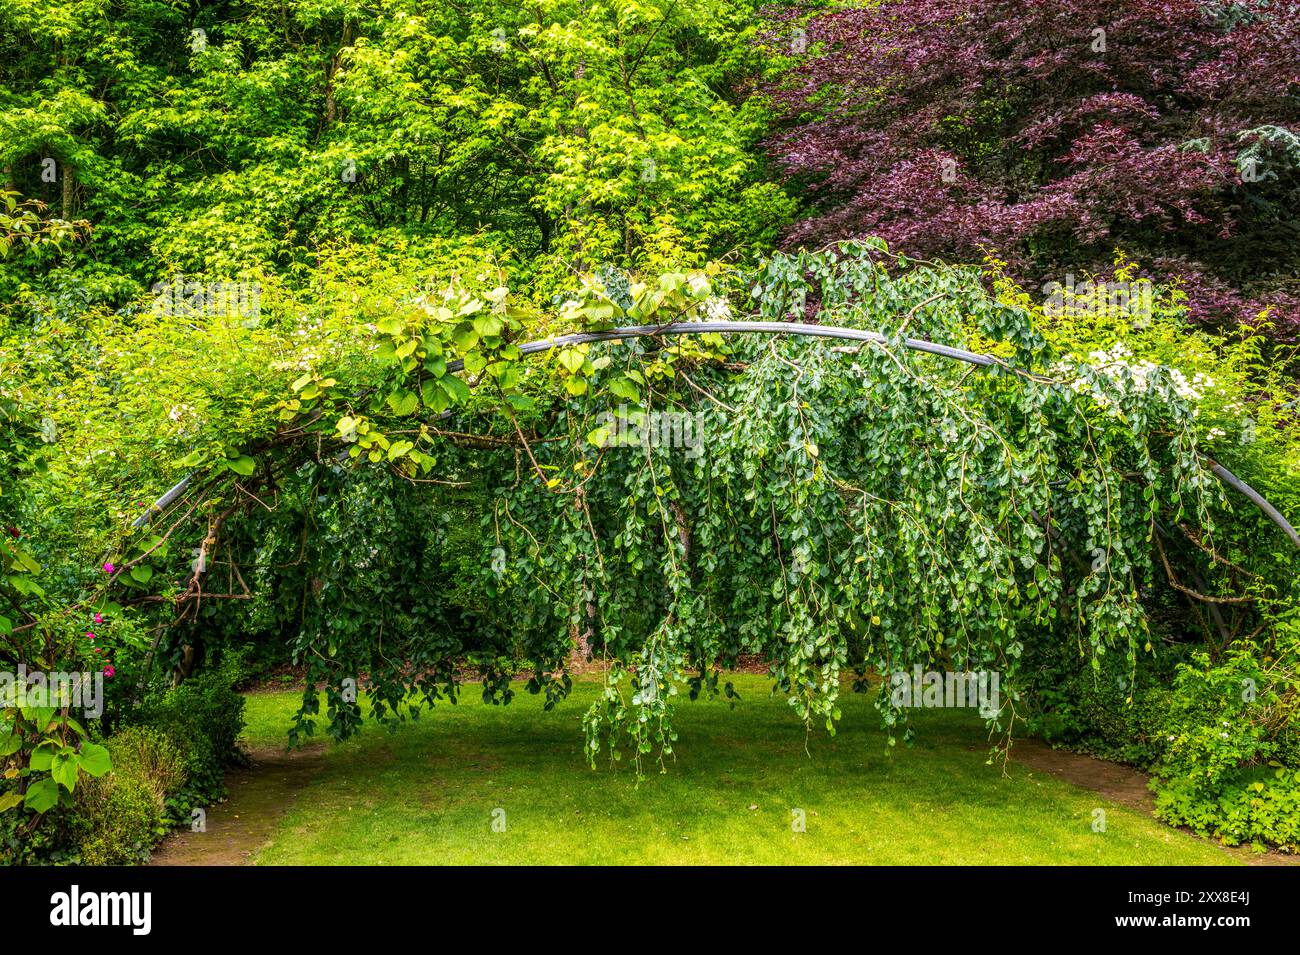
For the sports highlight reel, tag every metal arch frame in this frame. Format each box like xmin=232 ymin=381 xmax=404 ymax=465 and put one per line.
xmin=135 ymin=319 xmax=1300 ymax=550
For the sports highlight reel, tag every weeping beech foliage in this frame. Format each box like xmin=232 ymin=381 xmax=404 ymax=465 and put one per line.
xmin=146 ymin=241 xmax=1228 ymax=772
xmin=486 ymin=250 xmax=1218 ymax=770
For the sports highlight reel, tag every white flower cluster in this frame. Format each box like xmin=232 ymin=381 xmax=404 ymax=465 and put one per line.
xmin=1081 ymin=343 xmax=1214 ymax=402
xmin=166 ymin=402 xmax=201 ymax=440
xmin=271 ymin=316 xmax=328 ymax=372
xmin=1050 ymin=344 xmax=1219 ymax=417
xmin=703 ymin=296 xmax=732 ymax=322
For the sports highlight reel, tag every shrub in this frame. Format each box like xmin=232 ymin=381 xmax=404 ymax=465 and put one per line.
xmin=0 ymin=797 xmax=80 ymax=865
xmin=1024 ymin=622 xmax=1182 ymax=768
xmin=104 ymin=725 xmax=187 ymax=802
xmin=72 ymin=727 xmax=184 ymax=865
xmin=67 ymin=670 xmax=245 ymax=866
xmin=74 ymin=773 xmax=165 ymax=866
xmin=135 ymin=664 xmax=247 ymax=802
xmin=1151 ymin=641 xmax=1300 ymax=850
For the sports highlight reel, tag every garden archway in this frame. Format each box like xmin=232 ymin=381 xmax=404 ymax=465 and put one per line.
xmin=137 ymin=319 xmax=1300 ymax=549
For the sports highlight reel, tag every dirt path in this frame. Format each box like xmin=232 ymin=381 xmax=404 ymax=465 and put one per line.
xmin=1011 ymin=739 xmax=1157 ymax=812
xmin=1010 ymin=738 xmax=1297 ymax=866
xmin=149 ymin=744 xmax=326 ymax=866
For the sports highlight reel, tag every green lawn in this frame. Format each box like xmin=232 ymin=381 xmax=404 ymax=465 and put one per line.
xmin=240 ymin=674 xmax=1234 ymax=865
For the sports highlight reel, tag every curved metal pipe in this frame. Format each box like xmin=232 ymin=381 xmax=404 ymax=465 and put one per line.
xmin=135 ymin=320 xmax=1299 ymax=550
xmin=442 ymin=320 xmax=998 ymax=373
xmin=1207 ymin=461 xmax=1300 ymax=549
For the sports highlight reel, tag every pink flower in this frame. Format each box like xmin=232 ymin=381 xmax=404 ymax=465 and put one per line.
xmin=103 ymin=665 xmax=115 ymax=678
xmin=86 ymin=632 xmax=95 ymax=642
xmin=93 ymin=613 xmax=103 ymax=624
xmin=93 ymin=647 xmax=101 ymax=653
xmin=102 ymin=562 xmax=115 ymax=574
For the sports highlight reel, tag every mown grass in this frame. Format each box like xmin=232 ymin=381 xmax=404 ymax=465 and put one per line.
xmin=240 ymin=674 xmax=1234 ymax=865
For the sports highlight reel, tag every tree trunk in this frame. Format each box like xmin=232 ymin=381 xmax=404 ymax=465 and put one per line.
xmin=61 ymin=161 xmax=74 ymax=220
xmin=323 ymin=19 xmax=353 ymax=126
xmin=570 ymin=486 xmax=596 ymax=670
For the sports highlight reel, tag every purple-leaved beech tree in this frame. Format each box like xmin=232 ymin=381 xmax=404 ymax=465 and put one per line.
xmin=760 ymin=0 xmax=1300 ymax=337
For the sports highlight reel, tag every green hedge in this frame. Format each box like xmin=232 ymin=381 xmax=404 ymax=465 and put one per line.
xmin=1028 ymin=630 xmax=1300 ymax=853
xmin=73 ymin=726 xmax=185 ymax=865
xmin=1 ymin=661 xmax=247 ymax=865
xmin=1150 ymin=642 xmax=1300 ymax=851
xmin=132 ymin=664 xmax=248 ymax=802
